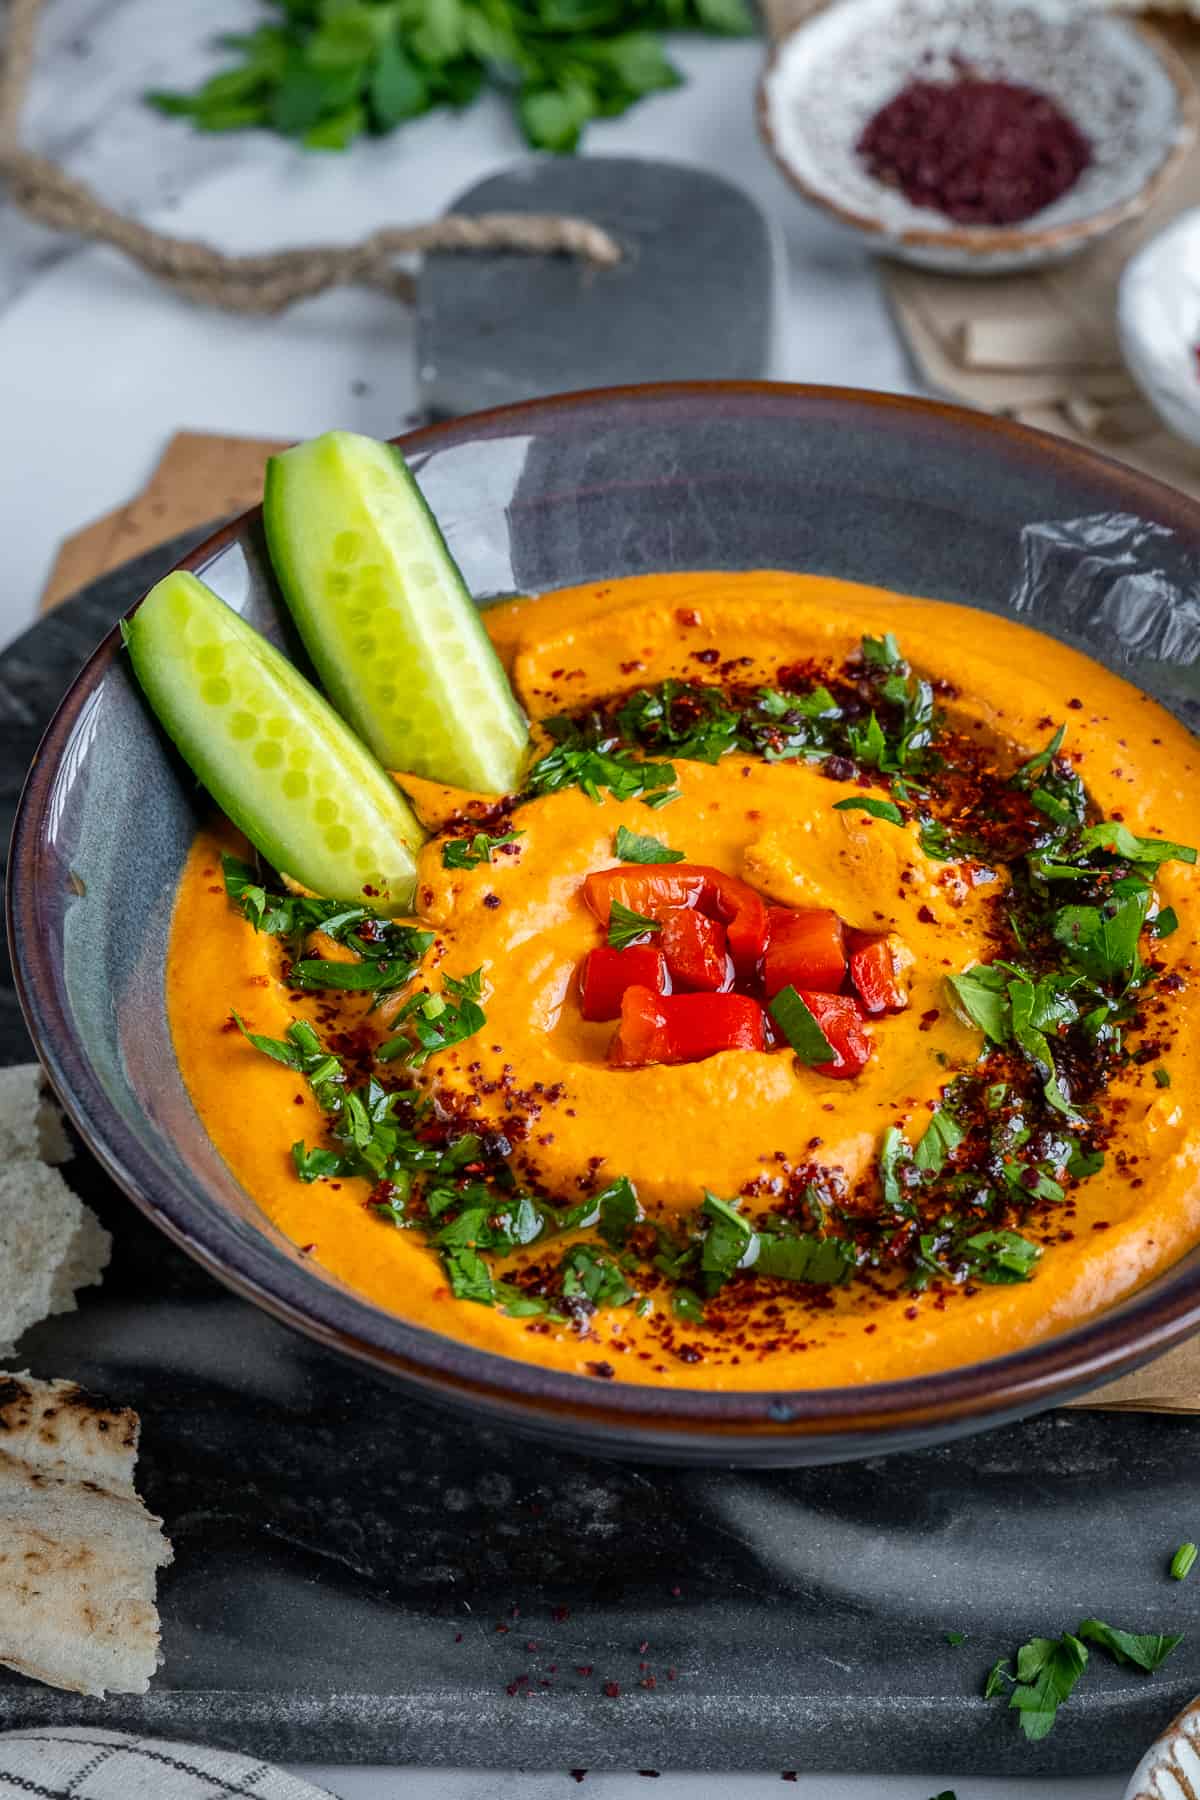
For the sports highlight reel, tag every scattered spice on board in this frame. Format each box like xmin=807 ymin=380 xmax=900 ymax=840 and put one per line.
xmin=857 ymin=73 xmax=1091 ymax=225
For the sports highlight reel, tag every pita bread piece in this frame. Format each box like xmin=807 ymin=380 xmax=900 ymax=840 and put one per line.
xmin=0 ymin=1063 xmax=73 ymax=1166
xmin=0 ymin=1373 xmax=172 ymax=1696
xmin=0 ymin=1160 xmax=111 ymax=1358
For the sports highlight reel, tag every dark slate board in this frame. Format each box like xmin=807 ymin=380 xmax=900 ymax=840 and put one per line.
xmin=2 ymin=545 xmax=1200 ymax=1776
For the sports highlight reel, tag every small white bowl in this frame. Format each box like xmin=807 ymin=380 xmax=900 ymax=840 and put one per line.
xmin=1124 ymin=1694 xmax=1200 ymax=1798
xmin=758 ymin=0 xmax=1199 ymax=274
xmin=1119 ymin=206 xmax=1200 ymax=449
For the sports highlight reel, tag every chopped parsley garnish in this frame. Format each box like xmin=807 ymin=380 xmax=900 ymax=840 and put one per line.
xmin=832 ymin=795 xmax=904 ymax=825
xmin=613 ymin=824 xmax=685 ymax=864
xmin=768 ymin=986 xmax=835 ymax=1065
xmin=697 ymin=1190 xmax=856 ymax=1294
xmin=986 ymin=1619 xmax=1182 ymax=1740
xmin=379 ymin=967 xmax=488 ymax=1067
xmin=229 ymin=634 xmax=1193 ymax=1320
xmin=526 ymin=716 xmax=677 ymax=807
xmin=442 ymin=829 xmax=523 ymax=870
xmin=1171 ymin=1543 xmax=1197 ymax=1581
xmin=608 ymin=900 xmax=663 ymax=951
xmin=223 ymin=854 xmax=433 ymax=995
xmin=532 ymin=636 xmax=942 ymax=792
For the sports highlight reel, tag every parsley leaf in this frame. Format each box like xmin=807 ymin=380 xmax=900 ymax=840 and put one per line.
xmin=292 ymin=1142 xmax=345 ymax=1182
xmin=1053 ymin=887 xmax=1150 ymax=983
xmin=914 ymin=1109 xmax=965 ymax=1175
xmin=291 ymin=953 xmax=424 ymax=994
xmin=879 ymin=1124 xmax=917 ymax=1222
xmin=1153 ymin=906 xmax=1180 ymax=939
xmin=443 ymin=1245 xmax=497 ymax=1305
xmin=1076 ymin=1619 xmax=1183 ymax=1673
xmin=614 ymin=824 xmax=685 ymax=864
xmin=560 ymin=1244 xmax=636 ymax=1309
xmin=700 ymin=1191 xmax=754 ymax=1282
xmin=596 ymin=1175 xmax=642 ymax=1247
xmin=961 ymin=1229 xmax=1042 ymax=1284
xmin=1013 ymin=724 xmax=1067 ymax=789
xmin=442 ymin=829 xmax=522 ymax=870
xmin=847 ymin=711 xmax=888 ymax=768
xmin=1008 ymin=1632 xmax=1089 ymax=1741
xmin=608 ymin=900 xmax=663 ymax=951
xmin=861 ymin=631 xmax=905 ymax=671
xmin=1079 ymin=822 xmax=1196 ymax=870
xmin=947 ymin=965 xmax=1010 ymax=1041
xmin=768 ymin=985 xmax=835 ymax=1065
xmin=752 ymin=1232 xmax=856 ymax=1284
xmin=832 ymin=796 xmax=904 ymax=825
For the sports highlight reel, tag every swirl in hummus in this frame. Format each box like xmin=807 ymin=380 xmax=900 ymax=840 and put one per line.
xmin=167 ymin=572 xmax=1200 ymax=1389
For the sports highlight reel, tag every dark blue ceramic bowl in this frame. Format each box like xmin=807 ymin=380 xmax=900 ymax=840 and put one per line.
xmin=11 ymin=383 xmax=1200 ymax=1464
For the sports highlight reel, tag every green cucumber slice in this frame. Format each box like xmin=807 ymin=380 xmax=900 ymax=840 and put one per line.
xmin=263 ymin=430 xmax=529 ymax=794
xmin=125 ymin=571 xmax=424 ymax=913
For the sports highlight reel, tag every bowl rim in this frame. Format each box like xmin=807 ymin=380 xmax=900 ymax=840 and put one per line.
xmin=756 ymin=7 xmax=1200 ymax=258
xmin=12 ymin=377 xmax=1200 ymax=1455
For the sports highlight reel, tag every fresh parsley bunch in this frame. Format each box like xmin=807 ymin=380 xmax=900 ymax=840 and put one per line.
xmin=148 ymin=0 xmax=756 ymax=155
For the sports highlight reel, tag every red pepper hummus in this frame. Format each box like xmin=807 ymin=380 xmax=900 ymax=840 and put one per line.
xmin=167 ymin=571 xmax=1200 ymax=1389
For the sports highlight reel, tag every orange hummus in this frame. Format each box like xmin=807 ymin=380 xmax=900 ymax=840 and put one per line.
xmin=167 ymin=572 xmax=1200 ymax=1389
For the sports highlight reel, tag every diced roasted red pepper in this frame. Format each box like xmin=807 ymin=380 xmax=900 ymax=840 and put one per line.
xmin=608 ymin=987 xmax=765 ymax=1067
xmin=763 ymin=907 xmax=846 ymax=998
xmin=607 ymin=985 xmax=668 ymax=1066
xmin=583 ymin=863 xmax=767 ymax=980
xmin=584 ymin=866 xmax=708 ymax=923
xmin=579 ymin=945 xmax=668 ymax=1022
xmin=796 ymin=990 xmax=872 ymax=1079
xmin=849 ymin=936 xmax=910 ymax=1015
xmin=660 ymin=911 xmax=729 ymax=992
xmin=720 ymin=878 xmax=768 ymax=981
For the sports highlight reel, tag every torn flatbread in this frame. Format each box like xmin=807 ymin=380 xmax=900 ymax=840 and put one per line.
xmin=0 ymin=1064 xmax=108 ymax=1357
xmin=0 ymin=1063 xmax=73 ymax=1166
xmin=0 ymin=1160 xmax=111 ymax=1357
xmin=0 ymin=1372 xmax=172 ymax=1696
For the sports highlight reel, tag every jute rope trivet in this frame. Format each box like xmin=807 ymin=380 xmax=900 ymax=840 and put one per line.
xmin=0 ymin=0 xmax=621 ymax=313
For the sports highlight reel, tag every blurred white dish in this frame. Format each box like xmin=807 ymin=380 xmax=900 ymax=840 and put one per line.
xmin=758 ymin=0 xmax=1198 ymax=274
xmin=1119 ymin=207 xmax=1200 ymax=450
xmin=1124 ymin=1695 xmax=1200 ymax=1797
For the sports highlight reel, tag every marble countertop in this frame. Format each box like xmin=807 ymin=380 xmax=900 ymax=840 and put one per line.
xmin=0 ymin=4 xmax=1149 ymax=1794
